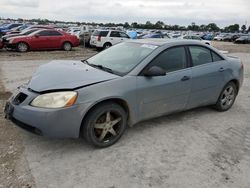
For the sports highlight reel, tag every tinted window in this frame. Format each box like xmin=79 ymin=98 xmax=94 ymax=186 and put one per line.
xmin=49 ymin=31 xmax=62 ymax=36
xmin=150 ymin=47 xmax=187 ymax=72
xmin=212 ymin=52 xmax=223 ymax=62
xmin=110 ymin=31 xmax=120 ymax=37
xmin=191 ymin=36 xmax=201 ymax=40
xmin=38 ymin=30 xmax=50 ymax=36
xmin=189 ymin=46 xmax=212 ymax=66
xmin=119 ymin=32 xmax=129 ymax=38
xmin=92 ymin=30 xmax=109 ymax=37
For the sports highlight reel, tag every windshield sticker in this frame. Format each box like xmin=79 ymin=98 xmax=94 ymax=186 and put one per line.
xmin=141 ymin=44 xmax=158 ymax=50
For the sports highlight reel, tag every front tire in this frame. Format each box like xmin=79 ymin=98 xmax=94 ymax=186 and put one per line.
xmin=214 ymin=82 xmax=237 ymax=111
xmin=63 ymin=42 xmax=72 ymax=51
xmin=103 ymin=42 xmax=112 ymax=49
xmin=17 ymin=42 xmax=29 ymax=52
xmin=82 ymin=102 xmax=127 ymax=147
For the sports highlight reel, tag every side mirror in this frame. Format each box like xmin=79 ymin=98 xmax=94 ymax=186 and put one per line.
xmin=143 ymin=66 xmax=166 ymax=77
xmin=34 ymin=34 xmax=40 ymax=38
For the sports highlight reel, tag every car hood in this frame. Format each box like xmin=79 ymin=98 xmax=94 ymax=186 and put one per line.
xmin=28 ymin=60 xmax=120 ymax=92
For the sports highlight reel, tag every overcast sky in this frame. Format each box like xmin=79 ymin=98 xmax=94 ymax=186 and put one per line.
xmin=0 ymin=0 xmax=249 ymax=27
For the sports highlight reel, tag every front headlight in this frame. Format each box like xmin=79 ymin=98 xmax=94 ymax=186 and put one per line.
xmin=31 ymin=91 xmax=77 ymax=108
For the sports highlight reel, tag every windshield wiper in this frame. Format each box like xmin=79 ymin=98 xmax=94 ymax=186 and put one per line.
xmin=81 ymin=60 xmax=114 ymax=74
xmin=91 ymin=64 xmax=114 ymax=74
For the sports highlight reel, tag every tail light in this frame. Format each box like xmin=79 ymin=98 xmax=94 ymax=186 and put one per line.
xmin=97 ymin=35 xmax=101 ymax=41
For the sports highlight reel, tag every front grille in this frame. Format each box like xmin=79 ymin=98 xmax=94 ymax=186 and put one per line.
xmin=13 ymin=92 xmax=27 ymax=105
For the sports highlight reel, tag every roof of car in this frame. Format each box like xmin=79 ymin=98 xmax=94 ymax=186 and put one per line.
xmin=128 ymin=38 xmax=206 ymax=46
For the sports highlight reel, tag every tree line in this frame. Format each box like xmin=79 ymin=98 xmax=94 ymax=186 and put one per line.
xmin=1 ymin=17 xmax=249 ymax=33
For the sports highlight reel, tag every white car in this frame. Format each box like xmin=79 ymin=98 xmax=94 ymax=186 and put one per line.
xmin=67 ymin=28 xmax=81 ymax=39
xmin=213 ymin=35 xmax=224 ymax=41
xmin=182 ymin=35 xmax=211 ymax=45
xmin=90 ymin=30 xmax=130 ymax=49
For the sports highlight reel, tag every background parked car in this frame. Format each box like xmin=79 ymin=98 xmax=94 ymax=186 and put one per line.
xmin=5 ymin=24 xmax=31 ymax=35
xmin=5 ymin=29 xmax=80 ymax=52
xmin=213 ymin=34 xmax=225 ymax=41
xmin=90 ymin=30 xmax=130 ymax=50
xmin=182 ymin=35 xmax=211 ymax=45
xmin=0 ymin=38 xmax=4 ymax=49
xmin=2 ymin=29 xmax=39 ymax=42
xmin=0 ymin=23 xmax=23 ymax=37
xmin=234 ymin=35 xmax=250 ymax=44
xmin=222 ymin=34 xmax=240 ymax=42
xmin=201 ymin=34 xmax=214 ymax=40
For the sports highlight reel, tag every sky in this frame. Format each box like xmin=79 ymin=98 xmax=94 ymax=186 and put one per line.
xmin=0 ymin=0 xmax=249 ymax=27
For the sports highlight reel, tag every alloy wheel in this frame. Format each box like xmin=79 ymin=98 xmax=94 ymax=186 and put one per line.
xmin=93 ymin=111 xmax=122 ymax=142
xmin=18 ymin=43 xmax=28 ymax=52
xmin=220 ymin=85 xmax=235 ymax=108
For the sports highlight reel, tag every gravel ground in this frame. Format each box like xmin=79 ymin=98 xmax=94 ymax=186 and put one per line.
xmin=0 ymin=43 xmax=250 ymax=188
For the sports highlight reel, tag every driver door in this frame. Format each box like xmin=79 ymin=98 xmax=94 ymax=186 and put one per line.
xmin=136 ymin=46 xmax=192 ymax=120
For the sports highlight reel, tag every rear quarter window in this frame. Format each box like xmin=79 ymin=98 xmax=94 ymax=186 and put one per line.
xmin=212 ymin=52 xmax=224 ymax=62
xmin=93 ymin=31 xmax=109 ymax=37
xmin=189 ymin=46 xmax=212 ymax=66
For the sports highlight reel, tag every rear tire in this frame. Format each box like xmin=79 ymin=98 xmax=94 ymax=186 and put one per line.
xmin=103 ymin=42 xmax=112 ymax=50
xmin=214 ymin=82 xmax=237 ymax=111
xmin=17 ymin=42 xmax=29 ymax=52
xmin=63 ymin=42 xmax=72 ymax=51
xmin=81 ymin=102 xmax=127 ymax=148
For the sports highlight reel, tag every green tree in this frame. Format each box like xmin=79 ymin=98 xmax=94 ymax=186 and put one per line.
xmin=241 ymin=25 xmax=246 ymax=32
xmin=224 ymin=24 xmax=240 ymax=33
xmin=145 ymin=21 xmax=153 ymax=29
xmin=124 ymin=22 xmax=130 ymax=28
xmin=187 ymin=22 xmax=199 ymax=31
xmin=206 ymin=23 xmax=220 ymax=31
xmin=154 ymin=21 xmax=164 ymax=29
xmin=131 ymin=22 xmax=138 ymax=28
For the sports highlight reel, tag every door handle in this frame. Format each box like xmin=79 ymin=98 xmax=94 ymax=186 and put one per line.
xmin=110 ymin=38 xmax=113 ymax=40
xmin=181 ymin=76 xmax=190 ymax=81
xmin=219 ymin=67 xmax=225 ymax=72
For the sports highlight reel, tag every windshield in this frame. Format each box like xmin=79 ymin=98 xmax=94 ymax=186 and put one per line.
xmin=87 ymin=42 xmax=158 ymax=75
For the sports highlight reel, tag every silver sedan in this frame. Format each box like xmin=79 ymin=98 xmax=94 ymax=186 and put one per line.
xmin=5 ymin=39 xmax=244 ymax=147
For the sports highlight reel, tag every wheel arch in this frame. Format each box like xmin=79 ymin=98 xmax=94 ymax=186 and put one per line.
xmin=62 ymin=40 xmax=73 ymax=47
xmin=103 ymin=42 xmax=112 ymax=48
xmin=228 ymin=79 xmax=240 ymax=94
xmin=16 ymin=41 xmax=30 ymax=50
xmin=79 ymin=98 xmax=131 ymax=137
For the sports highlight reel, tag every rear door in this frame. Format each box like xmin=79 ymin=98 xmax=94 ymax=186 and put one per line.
xmin=186 ymin=45 xmax=226 ymax=108
xmin=109 ymin=31 xmax=122 ymax=45
xmin=46 ymin=30 xmax=63 ymax=48
xmin=137 ymin=46 xmax=192 ymax=120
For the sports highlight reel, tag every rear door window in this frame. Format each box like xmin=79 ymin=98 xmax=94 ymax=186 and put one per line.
xmin=38 ymin=30 xmax=50 ymax=36
xmin=212 ymin=52 xmax=223 ymax=62
xmin=49 ymin=30 xmax=62 ymax=36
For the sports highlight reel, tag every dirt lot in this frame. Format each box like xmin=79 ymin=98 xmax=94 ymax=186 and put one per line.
xmin=0 ymin=42 xmax=250 ymax=188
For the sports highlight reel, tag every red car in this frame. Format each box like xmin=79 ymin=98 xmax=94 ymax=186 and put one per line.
xmin=0 ymin=38 xmax=4 ymax=49
xmin=6 ymin=29 xmax=80 ymax=52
